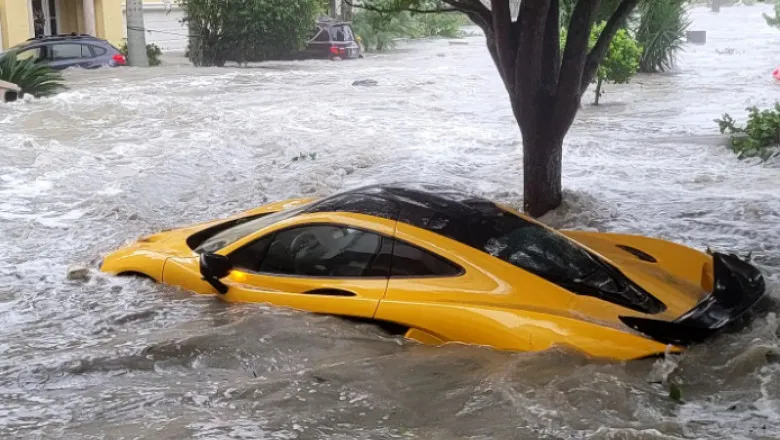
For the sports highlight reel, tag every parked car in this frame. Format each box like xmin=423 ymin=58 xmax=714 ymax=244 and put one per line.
xmin=1 ymin=34 xmax=126 ymax=70
xmin=290 ymin=17 xmax=362 ymax=60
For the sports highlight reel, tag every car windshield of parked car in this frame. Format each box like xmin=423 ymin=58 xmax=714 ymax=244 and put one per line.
xmin=195 ymin=205 xmax=309 ymax=254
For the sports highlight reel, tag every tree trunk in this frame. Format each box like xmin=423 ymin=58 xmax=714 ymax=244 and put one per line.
xmin=521 ymin=127 xmax=564 ymax=218
xmin=594 ymin=76 xmax=602 ymax=105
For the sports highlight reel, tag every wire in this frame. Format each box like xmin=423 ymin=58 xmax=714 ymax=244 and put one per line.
xmin=126 ymin=25 xmax=198 ymax=39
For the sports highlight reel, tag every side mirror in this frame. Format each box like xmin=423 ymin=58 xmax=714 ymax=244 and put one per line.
xmin=199 ymin=252 xmax=232 ymax=294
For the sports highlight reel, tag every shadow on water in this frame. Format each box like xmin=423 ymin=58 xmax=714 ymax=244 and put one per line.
xmin=1 ymin=3 xmax=780 ymax=439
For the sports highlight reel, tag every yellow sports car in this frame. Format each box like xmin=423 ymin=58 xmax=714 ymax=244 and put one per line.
xmin=101 ymin=184 xmax=767 ymax=361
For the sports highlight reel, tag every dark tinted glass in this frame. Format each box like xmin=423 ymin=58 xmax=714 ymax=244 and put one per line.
xmin=407 ymin=201 xmax=600 ymax=282
xmin=390 ymin=240 xmax=461 ymax=277
xmin=87 ymin=44 xmax=107 ymax=56
xmin=258 ymin=225 xmax=385 ymax=277
xmin=314 ymin=28 xmax=330 ymax=42
xmin=305 ymin=193 xmax=398 ymax=220
xmin=229 ymin=235 xmax=273 ymax=272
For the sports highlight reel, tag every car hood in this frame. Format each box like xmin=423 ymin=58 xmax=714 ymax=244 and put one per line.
xmin=558 ymin=230 xmax=712 ymax=324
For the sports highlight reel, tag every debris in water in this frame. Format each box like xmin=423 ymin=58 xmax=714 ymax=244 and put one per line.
xmin=669 ymin=382 xmax=683 ymax=403
xmin=352 ymin=79 xmax=378 ymax=87
xmin=292 ymin=152 xmax=317 ymax=161
xmin=66 ymin=264 xmax=90 ymax=282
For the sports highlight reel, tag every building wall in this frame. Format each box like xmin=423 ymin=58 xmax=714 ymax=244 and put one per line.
xmin=97 ymin=0 xmax=124 ymax=46
xmin=59 ymin=0 xmax=80 ymax=34
xmin=0 ymin=0 xmax=32 ymax=50
xmin=0 ymin=0 xmax=125 ymax=50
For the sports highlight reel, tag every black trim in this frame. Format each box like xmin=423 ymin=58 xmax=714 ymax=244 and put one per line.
xmin=304 ymin=288 xmax=357 ymax=297
xmin=619 ymin=252 xmax=767 ymax=346
xmin=616 ymin=244 xmax=657 ymax=263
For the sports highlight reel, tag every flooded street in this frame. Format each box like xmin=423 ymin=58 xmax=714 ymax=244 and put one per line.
xmin=2 ymin=3 xmax=780 ymax=439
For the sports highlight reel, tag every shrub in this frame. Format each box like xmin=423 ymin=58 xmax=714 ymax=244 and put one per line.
xmin=715 ymin=104 xmax=780 ymax=160
xmin=180 ymin=0 xmax=321 ymax=66
xmin=118 ymin=39 xmax=163 ymax=66
xmin=0 ymin=51 xmax=66 ymax=98
xmin=635 ymin=0 xmax=691 ymax=73
xmin=352 ymin=8 xmax=417 ymax=52
xmin=411 ymin=12 xmax=469 ymax=38
xmin=561 ymin=22 xmax=642 ymax=105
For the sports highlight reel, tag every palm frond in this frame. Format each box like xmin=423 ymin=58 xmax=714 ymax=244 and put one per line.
xmin=636 ymin=0 xmax=691 ymax=73
xmin=0 ymin=51 xmax=67 ymax=98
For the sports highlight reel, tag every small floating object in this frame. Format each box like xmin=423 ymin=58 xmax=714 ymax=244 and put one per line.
xmin=773 ymin=67 xmax=780 ymax=82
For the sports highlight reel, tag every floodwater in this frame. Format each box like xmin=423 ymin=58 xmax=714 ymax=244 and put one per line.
xmin=2 ymin=3 xmax=779 ymax=439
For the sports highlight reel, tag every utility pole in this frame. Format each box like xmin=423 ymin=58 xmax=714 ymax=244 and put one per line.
xmin=125 ymin=0 xmax=149 ymax=66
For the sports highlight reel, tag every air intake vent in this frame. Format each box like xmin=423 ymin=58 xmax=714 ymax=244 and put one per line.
xmin=616 ymin=244 xmax=657 ymax=263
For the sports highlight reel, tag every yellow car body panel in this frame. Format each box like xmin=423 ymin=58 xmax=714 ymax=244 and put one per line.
xmin=100 ymin=185 xmax=766 ymax=361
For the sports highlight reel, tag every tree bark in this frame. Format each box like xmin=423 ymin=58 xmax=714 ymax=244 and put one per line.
xmin=521 ymin=127 xmax=564 ymax=217
xmin=594 ymin=76 xmax=602 ymax=105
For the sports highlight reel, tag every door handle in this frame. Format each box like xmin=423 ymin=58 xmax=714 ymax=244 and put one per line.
xmin=303 ymin=288 xmax=356 ymax=297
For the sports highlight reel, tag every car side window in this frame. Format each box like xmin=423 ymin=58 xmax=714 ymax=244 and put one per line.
xmin=313 ymin=28 xmax=330 ymax=42
xmin=229 ymin=235 xmax=274 ymax=273
xmin=240 ymin=225 xmax=386 ymax=277
xmin=390 ymin=240 xmax=462 ymax=277
xmin=50 ymin=43 xmax=90 ymax=60
xmin=87 ymin=44 xmax=107 ymax=57
xmin=16 ymin=47 xmax=43 ymax=62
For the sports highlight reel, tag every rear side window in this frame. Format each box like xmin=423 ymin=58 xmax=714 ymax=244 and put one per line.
xmin=330 ymin=25 xmax=354 ymax=42
xmin=313 ymin=28 xmax=330 ymax=42
xmin=87 ymin=44 xmax=107 ymax=56
xmin=390 ymin=240 xmax=462 ymax=277
xmin=49 ymin=43 xmax=91 ymax=59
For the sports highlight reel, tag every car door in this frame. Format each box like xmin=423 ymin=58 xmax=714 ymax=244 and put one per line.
xmin=219 ymin=223 xmax=392 ymax=318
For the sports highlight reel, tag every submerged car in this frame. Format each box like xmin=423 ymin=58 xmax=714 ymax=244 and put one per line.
xmin=101 ymin=184 xmax=767 ymax=361
xmin=2 ymin=34 xmax=126 ymax=70
xmin=291 ymin=17 xmax=362 ymax=60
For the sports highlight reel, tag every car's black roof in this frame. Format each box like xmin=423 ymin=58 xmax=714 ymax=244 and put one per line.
xmin=302 ymin=183 xmax=524 ymax=248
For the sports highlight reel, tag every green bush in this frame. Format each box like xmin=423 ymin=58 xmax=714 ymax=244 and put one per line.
xmin=716 ymin=104 xmax=780 ymax=160
xmin=635 ymin=0 xmax=691 ymax=73
xmin=0 ymin=51 xmax=66 ymax=98
xmin=180 ymin=0 xmax=321 ymax=66
xmin=352 ymin=8 xmax=417 ymax=52
xmin=351 ymin=1 xmax=469 ymax=52
xmin=411 ymin=12 xmax=469 ymax=38
xmin=561 ymin=22 xmax=642 ymax=105
xmin=118 ymin=39 xmax=163 ymax=66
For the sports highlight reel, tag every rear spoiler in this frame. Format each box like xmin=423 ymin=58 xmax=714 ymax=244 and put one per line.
xmin=619 ymin=252 xmax=767 ymax=346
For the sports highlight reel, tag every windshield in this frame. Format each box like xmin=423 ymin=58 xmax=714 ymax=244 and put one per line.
xmin=195 ymin=204 xmax=308 ymax=254
xmin=482 ymin=221 xmax=600 ymax=283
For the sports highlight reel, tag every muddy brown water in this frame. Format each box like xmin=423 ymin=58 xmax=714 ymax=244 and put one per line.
xmin=2 ymin=4 xmax=780 ymax=439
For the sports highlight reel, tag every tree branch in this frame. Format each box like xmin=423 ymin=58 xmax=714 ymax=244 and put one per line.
xmin=344 ymin=0 xmax=457 ymax=14
xmin=442 ymin=0 xmax=492 ymax=31
xmin=580 ymin=0 xmax=639 ymax=93
xmin=541 ymin=0 xmax=561 ymax=93
xmin=491 ymin=0 xmax=517 ymax=91
xmin=553 ymin=0 xmax=599 ymax=127
xmin=513 ymin=0 xmax=553 ymax=125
